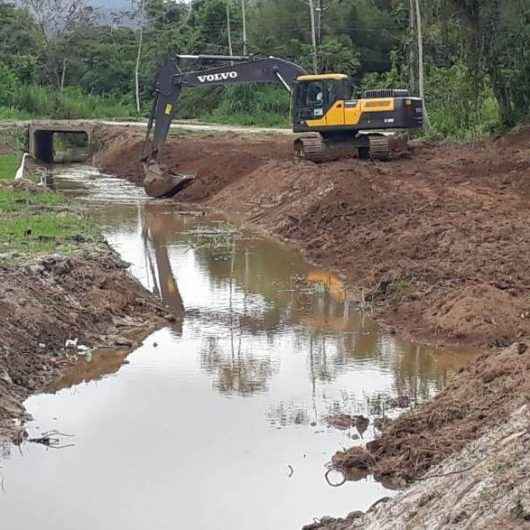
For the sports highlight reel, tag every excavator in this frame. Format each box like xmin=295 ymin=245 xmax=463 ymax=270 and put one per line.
xmin=141 ymin=55 xmax=424 ymax=198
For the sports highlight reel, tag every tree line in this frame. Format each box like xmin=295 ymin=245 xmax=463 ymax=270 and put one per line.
xmin=0 ymin=0 xmax=529 ymax=137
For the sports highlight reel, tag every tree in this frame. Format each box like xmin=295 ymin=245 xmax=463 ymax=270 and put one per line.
xmin=20 ymin=0 xmax=98 ymax=88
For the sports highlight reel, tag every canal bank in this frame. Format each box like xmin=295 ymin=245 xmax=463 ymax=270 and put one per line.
xmin=0 ymin=152 xmax=174 ymax=442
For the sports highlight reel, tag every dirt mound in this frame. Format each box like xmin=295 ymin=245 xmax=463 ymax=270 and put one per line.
xmin=0 ymin=248 xmax=172 ymax=442
xmin=424 ymin=284 xmax=529 ymax=342
xmin=95 ymin=128 xmax=292 ymax=202
xmin=308 ymin=404 xmax=530 ymax=530
xmin=331 ymin=339 xmax=530 ymax=482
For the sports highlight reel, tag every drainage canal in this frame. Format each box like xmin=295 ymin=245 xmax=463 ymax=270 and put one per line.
xmin=0 ymin=166 xmax=474 ymax=530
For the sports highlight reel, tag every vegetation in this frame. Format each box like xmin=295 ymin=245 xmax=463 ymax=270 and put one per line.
xmin=0 ymin=153 xmax=97 ymax=260
xmin=0 ymin=0 xmax=529 ymax=137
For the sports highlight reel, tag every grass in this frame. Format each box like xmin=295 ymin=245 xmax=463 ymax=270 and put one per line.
xmin=200 ymin=110 xmax=289 ymax=128
xmin=0 ymin=153 xmax=19 ymax=181
xmin=0 ymin=213 xmax=96 ymax=256
xmin=0 ymin=153 xmax=99 ymax=261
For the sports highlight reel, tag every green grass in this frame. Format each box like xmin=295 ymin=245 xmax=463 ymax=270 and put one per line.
xmin=0 ymin=188 xmax=65 ymax=212
xmin=0 ymin=153 xmax=19 ymax=181
xmin=0 ymin=212 xmax=96 ymax=256
xmin=200 ymin=110 xmax=289 ymax=128
xmin=1 ymin=85 xmax=138 ymax=121
xmin=0 ymin=153 xmax=98 ymax=261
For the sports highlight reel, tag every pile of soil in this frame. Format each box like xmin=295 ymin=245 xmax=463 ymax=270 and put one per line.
xmin=306 ymin=404 xmax=530 ymax=529
xmin=95 ymin=128 xmax=291 ymax=202
xmin=0 ymin=247 xmax=173 ymax=442
xmin=332 ymin=339 xmax=529 ymax=482
xmin=96 ymin=126 xmax=530 ymax=349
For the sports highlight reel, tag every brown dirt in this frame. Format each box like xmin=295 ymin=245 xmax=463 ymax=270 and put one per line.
xmin=332 ymin=339 xmax=529 ymax=482
xmin=0 ymin=247 xmax=175 ymax=442
xmin=95 ymin=129 xmax=292 ymax=202
xmin=96 ymin=126 xmax=530 ymax=350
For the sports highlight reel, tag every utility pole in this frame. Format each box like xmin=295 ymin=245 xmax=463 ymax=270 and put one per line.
xmin=413 ymin=0 xmax=430 ymax=129
xmin=308 ymin=0 xmax=318 ymax=73
xmin=316 ymin=0 xmax=323 ymax=44
xmin=408 ymin=0 xmax=417 ymax=95
xmin=226 ymin=1 xmax=233 ymax=62
xmin=241 ymin=0 xmax=247 ymax=56
xmin=134 ymin=0 xmax=144 ymax=113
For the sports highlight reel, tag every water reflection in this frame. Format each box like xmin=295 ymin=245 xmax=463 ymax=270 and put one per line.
xmin=99 ymin=202 xmax=471 ymax=407
xmin=141 ymin=204 xmax=185 ymax=316
xmin=0 ymin=169 xmax=476 ymax=530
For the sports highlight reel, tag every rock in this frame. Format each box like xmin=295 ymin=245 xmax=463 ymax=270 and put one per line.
xmin=165 ymin=314 xmax=177 ymax=322
xmin=326 ymin=414 xmax=354 ymax=430
xmin=354 ymin=415 xmax=370 ymax=435
xmin=42 ymin=254 xmax=71 ymax=275
xmin=28 ymin=264 xmax=46 ymax=275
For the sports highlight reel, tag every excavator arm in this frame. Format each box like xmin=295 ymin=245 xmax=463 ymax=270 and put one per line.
xmin=142 ymin=55 xmax=306 ymax=198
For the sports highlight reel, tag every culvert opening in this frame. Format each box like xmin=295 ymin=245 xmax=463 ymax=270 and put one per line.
xmin=33 ymin=130 xmax=90 ymax=163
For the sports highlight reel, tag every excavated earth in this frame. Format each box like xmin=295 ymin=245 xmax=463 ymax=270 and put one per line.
xmin=96 ymin=125 xmax=530 ymax=527
xmin=0 ymin=247 xmax=174 ymax=442
xmin=97 ymin=126 xmax=530 ymax=350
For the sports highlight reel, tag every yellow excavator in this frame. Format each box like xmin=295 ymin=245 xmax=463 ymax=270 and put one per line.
xmin=142 ymin=55 xmax=424 ymax=198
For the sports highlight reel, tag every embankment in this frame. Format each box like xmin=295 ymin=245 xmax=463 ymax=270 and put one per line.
xmin=96 ymin=126 xmax=530 ymax=350
xmin=96 ymin=125 xmax=530 ymax=527
xmin=0 ymin=147 xmax=174 ymax=442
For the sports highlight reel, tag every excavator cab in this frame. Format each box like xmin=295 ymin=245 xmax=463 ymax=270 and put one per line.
xmin=292 ymin=75 xmax=351 ymax=127
xmin=292 ymin=73 xmax=423 ymax=161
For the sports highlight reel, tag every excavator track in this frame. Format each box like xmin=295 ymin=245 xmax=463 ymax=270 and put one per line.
xmin=294 ymin=135 xmax=356 ymax=163
xmin=368 ymin=135 xmax=391 ymax=161
xmin=294 ymin=135 xmax=327 ymax=162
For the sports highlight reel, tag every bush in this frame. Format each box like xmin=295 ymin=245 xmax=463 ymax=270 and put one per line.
xmin=0 ymin=63 xmax=20 ymax=107
xmin=4 ymin=84 xmax=137 ymax=120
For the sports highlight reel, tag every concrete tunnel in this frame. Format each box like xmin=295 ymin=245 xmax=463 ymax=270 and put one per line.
xmin=29 ymin=123 xmax=93 ymax=163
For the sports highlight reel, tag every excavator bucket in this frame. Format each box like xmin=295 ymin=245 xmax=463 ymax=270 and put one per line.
xmin=143 ymin=161 xmax=195 ymax=199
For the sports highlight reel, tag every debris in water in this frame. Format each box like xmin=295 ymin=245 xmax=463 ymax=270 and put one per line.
xmin=29 ymin=430 xmax=75 ymax=450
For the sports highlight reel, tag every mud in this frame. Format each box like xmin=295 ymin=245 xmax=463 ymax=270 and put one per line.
xmin=306 ymin=404 xmax=530 ymax=530
xmin=96 ymin=126 xmax=530 ymax=350
xmin=0 ymin=247 xmax=173 ymax=441
xmin=332 ymin=339 xmax=530 ymax=481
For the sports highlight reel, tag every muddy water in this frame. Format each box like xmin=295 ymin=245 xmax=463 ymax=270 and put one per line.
xmin=1 ymin=167 xmax=473 ymax=530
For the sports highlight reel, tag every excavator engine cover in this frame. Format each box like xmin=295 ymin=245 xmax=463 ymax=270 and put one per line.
xmin=143 ymin=161 xmax=195 ymax=199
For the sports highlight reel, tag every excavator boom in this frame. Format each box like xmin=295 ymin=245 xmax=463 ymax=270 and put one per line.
xmin=142 ymin=56 xmax=306 ymax=198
